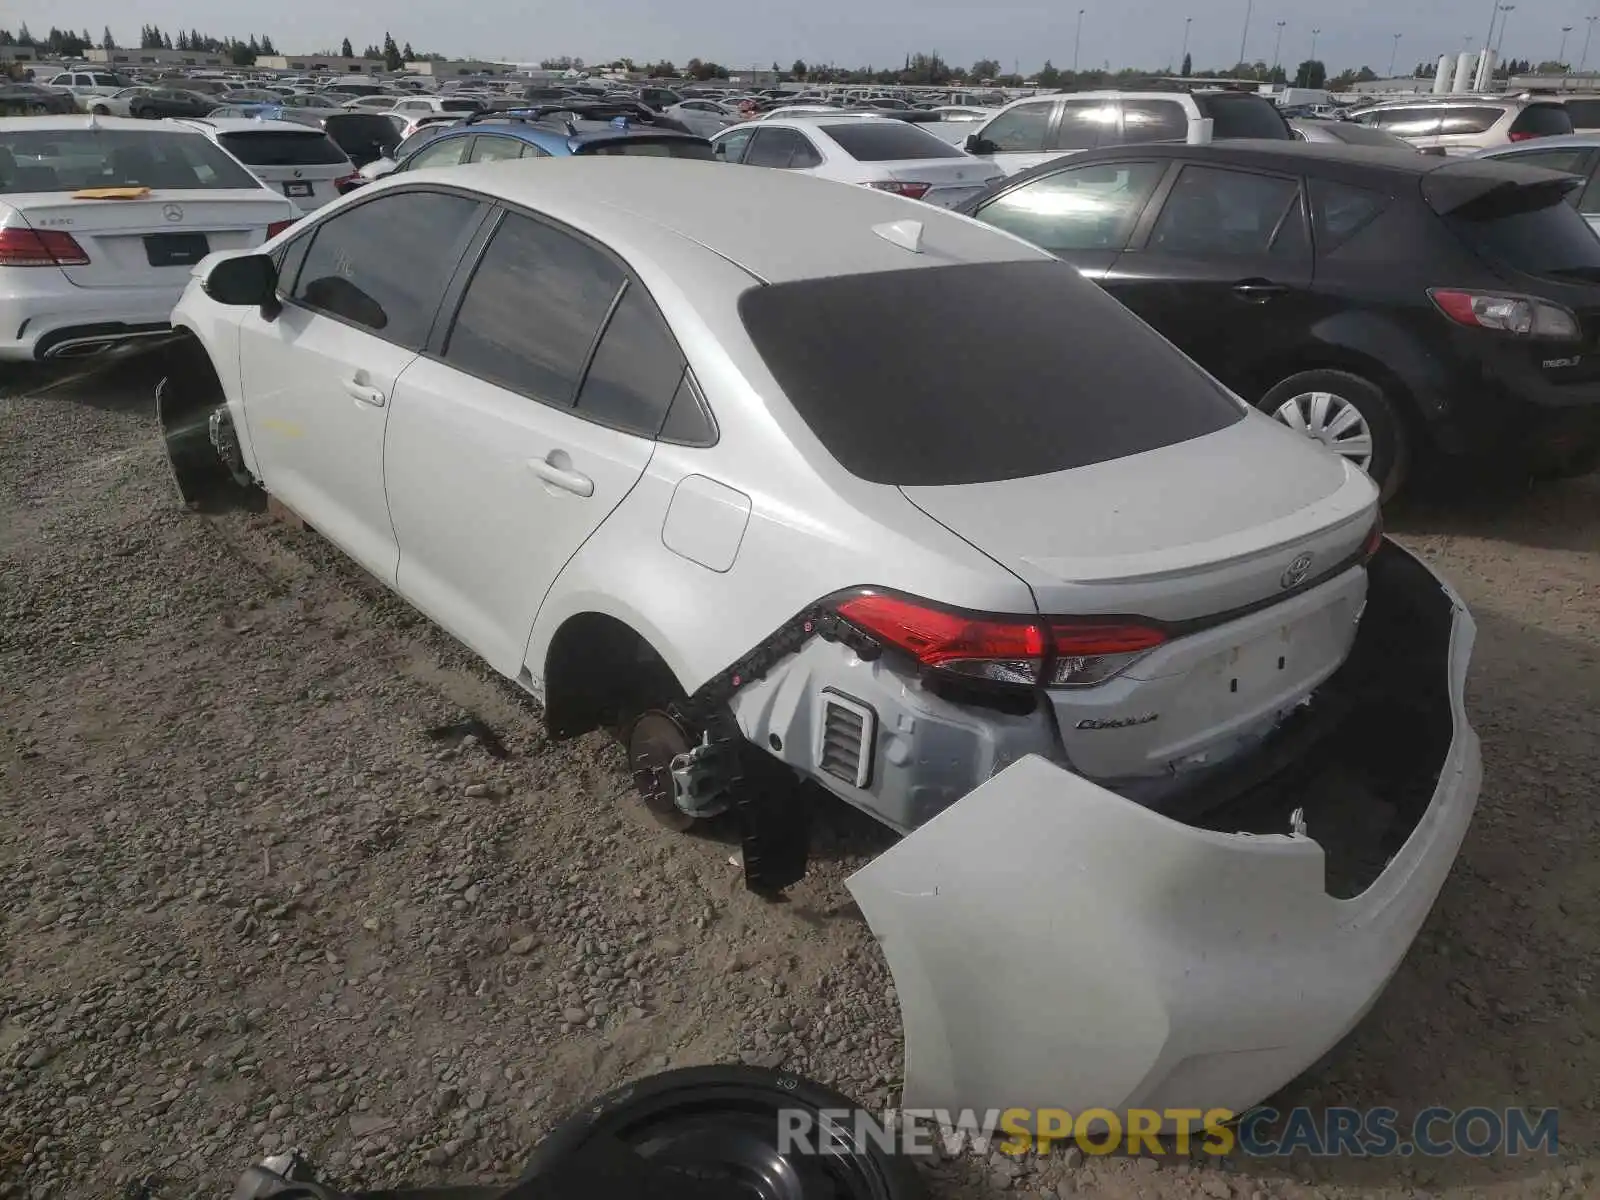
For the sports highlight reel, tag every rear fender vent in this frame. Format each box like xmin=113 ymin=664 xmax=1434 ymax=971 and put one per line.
xmin=816 ymin=689 xmax=876 ymax=789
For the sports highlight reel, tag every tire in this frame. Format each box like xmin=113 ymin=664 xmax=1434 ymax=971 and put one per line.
xmin=1258 ymin=368 xmax=1410 ymax=503
xmin=518 ymin=1065 xmax=927 ymax=1200
xmin=91 ymin=104 xmax=109 ymax=115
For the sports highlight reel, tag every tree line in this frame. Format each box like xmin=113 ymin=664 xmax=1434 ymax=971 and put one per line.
xmin=0 ymin=28 xmax=1560 ymax=91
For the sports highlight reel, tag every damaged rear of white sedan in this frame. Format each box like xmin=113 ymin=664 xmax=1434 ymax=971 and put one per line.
xmin=158 ymin=158 xmax=1480 ymax=1122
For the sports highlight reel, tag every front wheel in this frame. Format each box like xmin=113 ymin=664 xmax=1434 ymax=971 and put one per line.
xmin=1259 ymin=368 xmax=1410 ymax=503
xmin=91 ymin=104 xmax=110 ymax=115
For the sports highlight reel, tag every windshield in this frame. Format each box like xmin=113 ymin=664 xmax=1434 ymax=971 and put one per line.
xmin=738 ymin=260 xmax=1245 ymax=486
xmin=0 ymin=128 xmax=260 ymax=194
xmin=820 ymin=121 xmax=966 ymax=160
xmin=218 ymin=131 xmax=351 ymax=167
xmin=580 ymin=139 xmax=715 ymax=159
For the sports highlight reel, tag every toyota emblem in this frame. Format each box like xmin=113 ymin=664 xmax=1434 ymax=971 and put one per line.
xmin=1280 ymin=551 xmax=1315 ymax=590
xmin=162 ymin=204 xmax=184 ymax=222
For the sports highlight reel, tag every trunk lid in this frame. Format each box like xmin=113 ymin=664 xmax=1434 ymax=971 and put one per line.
xmin=899 ymin=413 xmax=1376 ymax=624
xmin=8 ymin=191 xmax=290 ymax=288
xmin=901 ymin=416 xmax=1380 ymax=785
xmin=878 ymin=158 xmax=1004 ymax=208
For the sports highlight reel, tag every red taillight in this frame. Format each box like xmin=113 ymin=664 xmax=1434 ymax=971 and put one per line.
xmin=1507 ymin=131 xmax=1540 ymax=141
xmin=265 ymin=219 xmax=296 ymax=239
xmin=867 ymin=180 xmax=932 ymax=200
xmin=835 ymin=593 xmax=1045 ymax=685
xmin=334 ymin=173 xmax=364 ymax=195
xmin=833 ymin=591 xmax=1166 ymax=688
xmin=0 ymin=227 xmax=89 ymax=267
xmin=1428 ymin=287 xmax=1580 ymax=338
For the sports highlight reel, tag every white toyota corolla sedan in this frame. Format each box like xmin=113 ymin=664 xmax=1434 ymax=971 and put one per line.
xmin=159 ymin=157 xmax=1481 ymax=1126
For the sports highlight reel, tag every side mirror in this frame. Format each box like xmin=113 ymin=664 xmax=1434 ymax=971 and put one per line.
xmin=202 ymin=253 xmax=278 ymax=311
xmin=713 ymin=141 xmax=727 ymax=157
xmin=964 ymin=133 xmax=994 ymax=154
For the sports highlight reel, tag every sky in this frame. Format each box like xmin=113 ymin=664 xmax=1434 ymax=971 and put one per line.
xmin=13 ymin=0 xmax=1600 ymax=78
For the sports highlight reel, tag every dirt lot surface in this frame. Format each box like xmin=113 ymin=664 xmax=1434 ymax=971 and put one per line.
xmin=1 ymin=354 xmax=1596 ymax=1200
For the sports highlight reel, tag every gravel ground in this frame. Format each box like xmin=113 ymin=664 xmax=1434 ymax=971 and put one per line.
xmin=1 ymin=353 xmax=1595 ymax=1200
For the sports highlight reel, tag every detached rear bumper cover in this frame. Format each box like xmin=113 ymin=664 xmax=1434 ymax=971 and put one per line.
xmin=846 ymin=543 xmax=1481 ymax=1118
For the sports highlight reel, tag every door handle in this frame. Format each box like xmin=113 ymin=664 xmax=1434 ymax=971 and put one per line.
xmin=342 ymin=376 xmax=386 ymax=407
xmin=1233 ymin=279 xmax=1287 ymax=302
xmin=527 ymin=453 xmax=594 ymax=498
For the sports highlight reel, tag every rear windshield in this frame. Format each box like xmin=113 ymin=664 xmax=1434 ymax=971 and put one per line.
xmin=218 ymin=130 xmax=350 ymax=166
xmin=1509 ymin=104 xmax=1574 ymax=138
xmin=1448 ymin=199 xmax=1600 ymax=280
xmin=1562 ymin=98 xmax=1600 ymax=129
xmin=440 ymin=99 xmax=481 ymax=112
xmin=579 ymin=138 xmax=715 ymax=159
xmin=819 ymin=121 xmax=966 ymax=160
xmin=738 ymin=260 xmax=1245 ymax=486
xmin=0 ymin=128 xmax=259 ymax=194
xmin=1196 ymin=95 xmax=1292 ymax=139
xmin=325 ymin=115 xmax=401 ymax=151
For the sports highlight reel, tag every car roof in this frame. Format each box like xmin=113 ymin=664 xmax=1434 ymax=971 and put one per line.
xmin=175 ymin=117 xmax=329 ymax=134
xmin=994 ymin=138 xmax=1580 ymax=192
xmin=390 ymin=157 xmax=1047 ymax=283
xmin=0 ymin=114 xmax=208 ymax=134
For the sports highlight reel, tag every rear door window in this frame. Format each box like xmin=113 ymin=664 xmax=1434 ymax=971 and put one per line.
xmin=1373 ymin=108 xmax=1444 ymax=136
xmin=1309 ymin=179 xmax=1391 ymax=251
xmin=1117 ymin=99 xmax=1188 ymax=144
xmin=818 ymin=121 xmax=964 ymax=160
xmin=574 ymin=282 xmax=687 ymax=437
xmin=1437 ymin=106 xmax=1507 ymax=135
xmin=1508 ymin=104 xmax=1574 ymax=138
xmin=405 ymin=137 xmax=470 ymax=170
xmin=443 ymin=212 xmax=625 ymax=406
xmin=1496 ymin=146 xmax=1594 ymax=176
xmin=975 ymin=160 xmax=1165 ymax=253
xmin=978 ymin=100 xmax=1054 ymax=152
xmin=467 ymin=135 xmax=530 ymax=162
xmin=744 ymin=127 xmax=822 ymax=168
xmin=1148 ymin=164 xmax=1302 ymax=257
xmin=1047 ymin=100 xmax=1117 ymax=151
xmin=217 ymin=131 xmax=349 ymax=166
xmin=715 ymin=127 xmax=756 ymax=162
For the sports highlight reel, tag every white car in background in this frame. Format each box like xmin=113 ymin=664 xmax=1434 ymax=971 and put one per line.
xmin=172 ymin=117 xmax=359 ymax=214
xmin=43 ymin=70 xmax=132 ymax=109
xmin=158 ymin=157 xmax=1478 ymax=1124
xmin=0 ymin=117 xmax=294 ymax=362
xmin=711 ymin=115 xmax=1004 ymax=207
xmin=389 ymin=95 xmax=486 ymax=117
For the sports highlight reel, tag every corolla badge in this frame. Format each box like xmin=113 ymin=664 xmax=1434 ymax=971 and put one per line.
xmin=162 ymin=204 xmax=184 ymax=222
xmin=1280 ymin=551 xmax=1315 ymax=590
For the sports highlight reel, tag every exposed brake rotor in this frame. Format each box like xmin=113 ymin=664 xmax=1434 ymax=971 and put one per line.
xmin=627 ymin=710 xmax=698 ymax=831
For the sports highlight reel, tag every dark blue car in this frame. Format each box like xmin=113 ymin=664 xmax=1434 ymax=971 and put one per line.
xmin=363 ymin=106 xmax=714 ymax=184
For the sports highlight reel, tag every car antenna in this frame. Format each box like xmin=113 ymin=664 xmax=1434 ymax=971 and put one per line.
xmin=871 ymin=218 xmax=924 ymax=253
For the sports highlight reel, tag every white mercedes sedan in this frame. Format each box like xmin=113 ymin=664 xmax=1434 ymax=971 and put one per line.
xmin=158 ymin=157 xmax=1480 ymax=1127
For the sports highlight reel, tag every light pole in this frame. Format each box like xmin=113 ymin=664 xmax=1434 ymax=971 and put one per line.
xmin=1389 ymin=32 xmax=1403 ymax=78
xmin=1074 ymin=8 xmax=1085 ymax=74
xmin=1181 ymin=16 xmax=1192 ymax=73
xmin=1478 ymin=0 xmax=1501 ymax=88
xmin=1494 ymin=4 xmax=1516 ymax=61
xmin=1299 ymin=27 xmax=1320 ymax=86
xmin=1239 ymin=0 xmax=1253 ymax=69
xmin=1273 ymin=20 xmax=1286 ymax=73
xmin=1583 ymin=15 xmax=1598 ymax=73
xmin=1559 ymin=25 xmax=1574 ymax=69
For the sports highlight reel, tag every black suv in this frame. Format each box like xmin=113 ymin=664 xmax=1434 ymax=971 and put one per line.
xmin=960 ymin=140 xmax=1600 ymax=498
